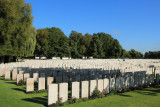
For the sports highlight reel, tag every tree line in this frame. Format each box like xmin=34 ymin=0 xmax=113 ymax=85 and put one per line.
xmin=1 ymin=0 xmax=156 ymax=63
xmin=144 ymin=51 xmax=160 ymax=59
xmin=35 ymin=27 xmax=143 ymax=59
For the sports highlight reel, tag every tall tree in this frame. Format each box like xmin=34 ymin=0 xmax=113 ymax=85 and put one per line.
xmin=58 ymin=36 xmax=71 ymax=57
xmin=129 ymin=49 xmax=143 ymax=59
xmin=69 ymin=31 xmax=83 ymax=58
xmin=97 ymin=32 xmax=115 ymax=58
xmin=112 ymin=39 xmax=122 ymax=58
xmin=35 ymin=27 xmax=70 ymax=58
xmin=89 ymin=34 xmax=104 ymax=58
xmin=35 ymin=29 xmax=48 ymax=56
xmin=121 ymin=49 xmax=131 ymax=58
xmin=144 ymin=51 xmax=160 ymax=59
xmin=0 ymin=0 xmax=36 ymax=62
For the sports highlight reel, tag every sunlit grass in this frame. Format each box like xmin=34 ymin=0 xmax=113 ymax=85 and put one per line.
xmin=0 ymin=77 xmax=160 ymax=107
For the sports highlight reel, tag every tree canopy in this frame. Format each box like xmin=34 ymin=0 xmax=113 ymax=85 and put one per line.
xmin=144 ymin=51 xmax=160 ymax=59
xmin=0 ymin=0 xmax=36 ymax=62
xmin=35 ymin=27 xmax=70 ymax=58
xmin=35 ymin=28 xmax=143 ymax=59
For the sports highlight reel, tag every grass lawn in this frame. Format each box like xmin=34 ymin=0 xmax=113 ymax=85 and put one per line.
xmin=0 ymin=77 xmax=160 ymax=107
xmin=0 ymin=77 xmax=47 ymax=107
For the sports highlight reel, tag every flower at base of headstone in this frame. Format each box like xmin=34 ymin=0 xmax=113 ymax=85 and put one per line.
xmin=17 ymin=79 xmax=25 ymax=86
xmin=56 ymin=97 xmax=63 ymax=106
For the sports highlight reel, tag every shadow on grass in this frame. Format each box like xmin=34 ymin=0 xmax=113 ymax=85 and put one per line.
xmin=5 ymin=81 xmax=17 ymax=85
xmin=135 ymin=86 xmax=160 ymax=96
xmin=116 ymin=85 xmax=160 ymax=97
xmin=12 ymin=88 xmax=26 ymax=93
xmin=22 ymin=97 xmax=47 ymax=106
xmin=0 ymin=77 xmax=5 ymax=80
xmin=118 ymin=94 xmax=132 ymax=97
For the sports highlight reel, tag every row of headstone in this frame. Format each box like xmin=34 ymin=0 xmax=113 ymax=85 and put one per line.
xmin=13 ymin=69 xmax=158 ymax=87
xmin=3 ymin=67 xmax=159 ymax=88
xmin=1 ymin=59 xmax=159 ymax=86
xmin=52 ymin=57 xmax=60 ymax=60
xmin=35 ymin=57 xmax=47 ymax=60
xmin=62 ymin=57 xmax=71 ymax=60
xmin=1 ymin=59 xmax=158 ymax=74
xmin=48 ymin=73 xmax=158 ymax=106
xmin=35 ymin=57 xmax=71 ymax=60
xmin=26 ymin=77 xmax=54 ymax=92
xmin=16 ymin=73 xmax=37 ymax=84
xmin=48 ymin=79 xmax=109 ymax=105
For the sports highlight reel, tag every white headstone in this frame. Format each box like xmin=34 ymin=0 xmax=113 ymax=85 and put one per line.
xmin=33 ymin=73 xmax=39 ymax=82
xmin=26 ymin=78 xmax=34 ymax=92
xmin=59 ymin=83 xmax=68 ymax=103
xmin=17 ymin=74 xmax=23 ymax=84
xmin=0 ymin=69 xmax=5 ymax=77
xmin=71 ymin=82 xmax=80 ymax=98
xmin=38 ymin=78 xmax=45 ymax=90
xmin=103 ymin=79 xmax=109 ymax=94
xmin=97 ymin=79 xmax=103 ymax=92
xmin=24 ymin=73 xmax=30 ymax=81
xmin=12 ymin=69 xmax=17 ymax=80
xmin=89 ymin=80 xmax=97 ymax=96
xmin=48 ymin=84 xmax=58 ymax=105
xmin=47 ymin=77 xmax=54 ymax=89
xmin=19 ymin=70 xmax=24 ymax=74
xmin=81 ymin=81 xmax=89 ymax=98
xmin=5 ymin=71 xmax=10 ymax=80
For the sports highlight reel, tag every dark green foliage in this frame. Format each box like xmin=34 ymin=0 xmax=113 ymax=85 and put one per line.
xmin=90 ymin=87 xmax=102 ymax=99
xmin=58 ymin=36 xmax=70 ymax=57
xmin=35 ymin=27 xmax=71 ymax=58
xmin=69 ymin=31 xmax=83 ymax=58
xmin=112 ymin=39 xmax=122 ymax=58
xmin=97 ymin=33 xmax=115 ymax=58
xmin=68 ymin=97 xmax=78 ymax=104
xmin=35 ymin=29 xmax=48 ymax=56
xmin=121 ymin=49 xmax=131 ymax=58
xmin=144 ymin=51 xmax=160 ymax=59
xmin=17 ymin=79 xmax=25 ymax=86
xmin=129 ymin=49 xmax=143 ymax=59
xmin=35 ymin=29 xmax=143 ymax=59
xmin=0 ymin=0 xmax=36 ymax=63
xmin=88 ymin=34 xmax=104 ymax=58
xmin=81 ymin=97 xmax=88 ymax=102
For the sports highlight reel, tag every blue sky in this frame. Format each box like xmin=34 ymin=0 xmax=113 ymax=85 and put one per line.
xmin=25 ymin=0 xmax=160 ymax=54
